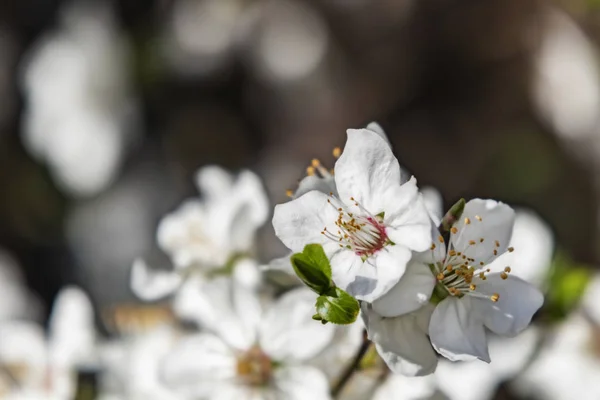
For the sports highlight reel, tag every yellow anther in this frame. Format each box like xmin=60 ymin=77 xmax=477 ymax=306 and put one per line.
xmin=464 ymin=217 xmax=471 ymax=225
xmin=285 ymin=189 xmax=293 ymax=198
xmin=437 ymin=273 xmax=445 ymax=281
xmin=438 ymin=235 xmax=444 ymax=243
xmin=493 ymin=249 xmax=498 ymax=256
xmin=333 ymin=147 xmax=341 ymax=158
xmin=491 ymin=293 xmax=500 ymax=302
xmin=470 ymin=284 xmax=476 ymax=291
xmin=430 ymin=243 xmax=436 ymax=250
xmin=479 ymin=238 xmax=484 ymax=243
xmin=495 ymin=240 xmax=500 ymax=247
xmin=508 ymin=247 xmax=514 ymax=252
xmin=469 ymin=240 xmax=476 ymax=245
xmin=501 ymin=272 xmax=509 ymax=280
xmin=311 ymin=159 xmax=320 ymax=167
xmin=306 ymin=166 xmax=315 ymax=176
xmin=475 ymin=215 xmax=482 ymax=221
xmin=451 ymin=227 xmax=458 ymax=234
xmin=504 ymin=266 xmax=511 ymax=273
xmin=446 ymin=265 xmax=453 ymax=272
xmin=479 ymin=262 xmax=485 ymax=266
xmin=449 ymin=250 xmax=457 ymax=257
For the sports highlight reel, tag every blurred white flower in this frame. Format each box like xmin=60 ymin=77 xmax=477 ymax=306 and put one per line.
xmin=373 ymin=374 xmax=443 ymax=400
xmin=532 ymin=7 xmax=600 ymax=144
xmin=0 ymin=250 xmax=41 ymax=321
xmin=131 ymin=166 xmax=268 ymax=301
xmin=20 ymin=1 xmax=139 ymax=197
xmin=0 ymin=287 xmax=97 ymax=399
xmin=160 ymin=278 xmax=334 ymax=399
xmin=273 ymin=127 xmax=431 ymax=302
xmin=513 ymin=313 xmax=600 ymax=400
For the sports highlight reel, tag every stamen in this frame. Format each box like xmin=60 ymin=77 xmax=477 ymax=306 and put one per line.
xmin=475 ymin=215 xmax=482 ymax=221
xmin=464 ymin=217 xmax=471 ymax=225
xmin=285 ymin=189 xmax=293 ymax=198
xmin=491 ymin=293 xmax=500 ymax=302
xmin=333 ymin=147 xmax=341 ymax=158
xmin=451 ymin=227 xmax=458 ymax=234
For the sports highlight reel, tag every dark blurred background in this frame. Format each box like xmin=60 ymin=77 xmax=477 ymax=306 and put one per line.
xmin=0 ymin=0 xmax=596 ymax=325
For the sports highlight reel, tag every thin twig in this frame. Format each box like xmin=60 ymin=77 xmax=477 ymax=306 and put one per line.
xmin=331 ymin=329 xmax=371 ymax=398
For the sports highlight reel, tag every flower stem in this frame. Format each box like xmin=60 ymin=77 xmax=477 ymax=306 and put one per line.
xmin=331 ymin=329 xmax=371 ymax=398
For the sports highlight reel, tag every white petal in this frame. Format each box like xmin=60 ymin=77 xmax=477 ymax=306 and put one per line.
xmin=384 ymin=181 xmax=432 ymax=253
xmin=49 ymin=286 xmax=96 ymax=367
xmin=334 ymin=128 xmax=402 ymax=213
xmin=0 ymin=321 xmax=47 ymax=387
xmin=194 ymin=165 xmax=235 ymax=200
xmin=232 ymin=257 xmax=263 ymax=289
xmin=508 ymin=208 xmax=554 ymax=286
xmin=449 ymin=199 xmax=515 ymax=266
xmin=273 ymin=366 xmax=331 ymax=400
xmin=363 ymin=304 xmax=438 ymax=376
xmin=373 ymin=374 xmax=438 ymax=400
xmin=429 ymin=297 xmax=490 ymax=362
xmin=474 ymin=274 xmax=544 ymax=337
xmin=583 ymin=273 xmax=600 ymax=325
xmin=372 ymin=260 xmax=436 ymax=317
xmin=365 ymin=122 xmax=391 ymax=145
xmin=342 ymin=244 xmax=412 ymax=303
xmin=161 ymin=333 xmax=237 ymax=398
xmin=294 ymin=175 xmax=337 ymax=199
xmin=260 ymin=288 xmax=334 ymax=362
xmin=421 ymin=186 xmax=444 ymax=227
xmin=173 ymin=276 xmax=262 ymax=350
xmin=130 ymin=258 xmax=182 ymax=301
xmin=272 ymin=190 xmax=340 ymax=253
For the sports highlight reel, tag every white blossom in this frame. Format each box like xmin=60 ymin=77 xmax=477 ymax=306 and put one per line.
xmin=160 ymin=278 xmax=334 ymax=399
xmin=426 ymin=199 xmax=543 ymax=362
xmin=0 ymin=287 xmax=97 ymax=398
xmin=273 ymin=126 xmax=431 ymax=302
xmin=130 ymin=166 xmax=268 ymax=301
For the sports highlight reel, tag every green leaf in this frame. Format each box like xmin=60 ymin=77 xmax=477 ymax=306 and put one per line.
xmin=290 ymin=244 xmax=333 ymax=294
xmin=315 ymin=287 xmax=360 ymax=325
xmin=543 ymin=251 xmax=592 ymax=322
xmin=440 ymin=198 xmax=466 ymax=233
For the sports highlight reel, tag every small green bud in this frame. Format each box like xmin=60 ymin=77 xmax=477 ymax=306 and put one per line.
xmin=290 ymin=244 xmax=333 ymax=294
xmin=440 ymin=198 xmax=466 ymax=234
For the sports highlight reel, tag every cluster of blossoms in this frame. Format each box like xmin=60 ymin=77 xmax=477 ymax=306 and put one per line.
xmin=0 ymin=123 xmax=556 ymax=400
xmin=272 ymin=123 xmax=544 ymax=376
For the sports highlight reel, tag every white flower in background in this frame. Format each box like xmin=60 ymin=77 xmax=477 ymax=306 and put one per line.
xmin=427 ymin=199 xmax=543 ymax=362
xmin=373 ymin=374 xmax=445 ymax=400
xmin=131 ymin=166 xmax=268 ymax=301
xmin=0 ymin=250 xmax=41 ymax=322
xmin=273 ymin=127 xmax=431 ymax=302
xmin=513 ymin=313 xmax=600 ymax=400
xmin=0 ymin=287 xmax=97 ymax=399
xmin=160 ymin=278 xmax=334 ymax=399
xmin=20 ymin=1 xmax=139 ymax=197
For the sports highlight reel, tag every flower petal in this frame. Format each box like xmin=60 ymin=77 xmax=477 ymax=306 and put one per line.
xmin=273 ymin=366 xmax=331 ymax=400
xmin=162 ymin=333 xmax=237 ymax=398
xmin=429 ymin=297 xmax=490 ymax=362
xmin=384 ymin=180 xmax=432 ymax=253
xmin=421 ymin=186 xmax=443 ymax=227
xmin=294 ymin=174 xmax=337 ymax=199
xmin=272 ymin=190 xmax=340 ymax=254
xmin=508 ymin=208 xmax=554 ymax=286
xmin=341 ymin=244 xmax=412 ymax=303
xmin=173 ymin=276 xmax=262 ymax=351
xmin=474 ymin=274 xmax=544 ymax=337
xmin=194 ymin=165 xmax=235 ymax=201
xmin=130 ymin=258 xmax=182 ymax=301
xmin=260 ymin=288 xmax=334 ymax=362
xmin=48 ymin=286 xmax=96 ymax=367
xmin=363 ymin=304 xmax=438 ymax=376
xmin=372 ymin=260 xmax=436 ymax=317
xmin=334 ymin=128 xmax=402 ymax=213
xmin=449 ymin=199 xmax=515 ymax=266
xmin=365 ymin=122 xmax=391 ymax=146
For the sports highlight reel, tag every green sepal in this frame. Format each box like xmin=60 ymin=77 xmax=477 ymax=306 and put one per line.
xmin=315 ymin=287 xmax=360 ymax=325
xmin=290 ymin=244 xmax=333 ymax=294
